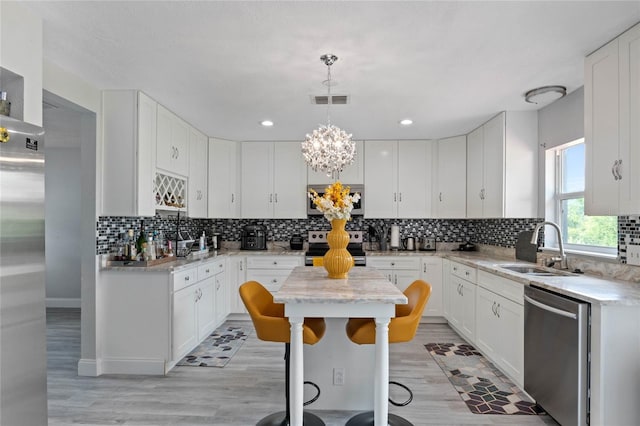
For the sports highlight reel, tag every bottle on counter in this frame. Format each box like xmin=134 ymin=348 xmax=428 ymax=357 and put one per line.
xmin=147 ymin=232 xmax=156 ymax=260
xmin=199 ymin=231 xmax=206 ymax=251
xmin=136 ymin=221 xmax=147 ymax=260
xmin=128 ymin=229 xmax=137 ymax=261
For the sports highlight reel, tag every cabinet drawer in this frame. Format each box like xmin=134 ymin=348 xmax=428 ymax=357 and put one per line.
xmin=173 ymin=267 xmax=198 ymax=292
xmin=246 ymin=256 xmax=302 ymax=269
xmin=198 ymin=259 xmax=225 ymax=280
xmin=367 ymin=256 xmax=421 ymax=270
xmin=246 ymin=269 xmax=292 ymax=292
xmin=450 ymin=261 xmax=476 ymax=282
xmin=477 ymin=270 xmax=523 ymax=305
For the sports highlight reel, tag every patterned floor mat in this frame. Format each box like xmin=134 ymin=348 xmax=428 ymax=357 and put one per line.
xmin=425 ymin=343 xmax=545 ymax=415
xmin=177 ymin=326 xmax=250 ymax=367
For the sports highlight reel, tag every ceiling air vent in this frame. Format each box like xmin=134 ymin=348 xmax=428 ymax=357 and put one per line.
xmin=311 ymin=95 xmax=349 ymax=105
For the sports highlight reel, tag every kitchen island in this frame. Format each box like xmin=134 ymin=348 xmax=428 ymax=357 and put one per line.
xmin=275 ymin=266 xmax=407 ymax=426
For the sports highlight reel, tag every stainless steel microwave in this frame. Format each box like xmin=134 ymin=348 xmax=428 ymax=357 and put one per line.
xmin=307 ymin=184 xmax=364 ymax=216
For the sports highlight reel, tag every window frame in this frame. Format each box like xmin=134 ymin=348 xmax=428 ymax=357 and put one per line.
xmin=546 ymin=138 xmax=618 ymax=257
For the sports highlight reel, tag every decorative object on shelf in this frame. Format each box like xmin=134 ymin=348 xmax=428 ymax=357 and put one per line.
xmin=154 ymin=172 xmax=186 ymax=209
xmin=308 ymin=181 xmax=361 ymax=278
xmin=0 ymin=127 xmax=9 ymax=143
xmin=524 ymin=85 xmax=566 ymax=104
xmin=301 ymin=53 xmax=356 ymax=180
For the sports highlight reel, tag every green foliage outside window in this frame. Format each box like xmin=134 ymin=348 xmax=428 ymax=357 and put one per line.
xmin=563 ymin=198 xmax=617 ymax=247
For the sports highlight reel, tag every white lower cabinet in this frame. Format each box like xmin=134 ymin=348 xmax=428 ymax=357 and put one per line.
xmin=446 ymin=261 xmax=524 ymax=388
xmin=448 ymin=261 xmax=477 ymax=342
xmin=245 ymin=255 xmax=303 ymax=293
xmin=475 ymin=270 xmax=524 ymax=387
xmin=366 ymin=256 xmax=421 ymax=291
xmin=420 ymin=257 xmax=443 ymax=317
xmin=227 ymin=255 xmax=247 ymax=314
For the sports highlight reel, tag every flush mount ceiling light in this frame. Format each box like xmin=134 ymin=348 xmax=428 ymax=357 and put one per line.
xmin=524 ymin=85 xmax=567 ymax=104
xmin=399 ymin=119 xmax=413 ymax=126
xmin=301 ymin=54 xmax=355 ymax=180
xmin=260 ymin=120 xmax=274 ymax=127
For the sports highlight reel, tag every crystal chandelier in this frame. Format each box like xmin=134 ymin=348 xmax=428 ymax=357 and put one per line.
xmin=302 ymin=54 xmax=355 ymax=180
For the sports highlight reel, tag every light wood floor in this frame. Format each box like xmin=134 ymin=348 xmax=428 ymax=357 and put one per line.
xmin=47 ymin=309 xmax=557 ymax=425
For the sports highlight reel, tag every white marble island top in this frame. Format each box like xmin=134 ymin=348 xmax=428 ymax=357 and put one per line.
xmin=274 ymin=266 xmax=407 ymax=305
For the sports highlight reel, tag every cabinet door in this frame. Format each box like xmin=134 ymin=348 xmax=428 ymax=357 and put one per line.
xmin=585 ymin=39 xmax=620 ymax=215
xmin=398 ymin=140 xmax=432 ymax=218
xmin=421 ymin=257 xmax=443 ymax=317
xmin=188 ymin=127 xmax=208 ymax=218
xmin=208 ymin=138 xmax=238 ymax=218
xmin=273 ymin=142 xmax=307 ymax=218
xmin=495 ymin=297 xmax=524 ymax=386
xmin=173 ymin=286 xmax=197 ymax=360
xmin=393 ymin=269 xmax=421 ymax=292
xmin=466 ymin=126 xmax=484 ymax=218
xmin=308 ymin=140 xmax=365 ymax=185
xmin=475 ymin=286 xmax=499 ymax=360
xmin=619 ymin=23 xmax=640 ymax=214
xmin=441 ymin=259 xmax=451 ymax=321
xmin=241 ymin=142 xmax=273 ymax=218
xmin=482 ymin=113 xmax=505 ymax=218
xmin=214 ymin=272 xmax=229 ymax=325
xmin=156 ymin=105 xmax=174 ymax=175
xmin=435 ymin=136 xmax=466 ymax=218
xmin=448 ymin=275 xmax=465 ymax=331
xmin=460 ymin=279 xmax=476 ymax=342
xmin=228 ymin=256 xmax=247 ymax=314
xmin=246 ymin=269 xmax=292 ymax=293
xmin=137 ymin=92 xmax=157 ymax=216
xmin=197 ymin=277 xmax=216 ymax=341
xmin=364 ymin=140 xmax=398 ymax=218
xmin=172 ymin=116 xmax=190 ymax=177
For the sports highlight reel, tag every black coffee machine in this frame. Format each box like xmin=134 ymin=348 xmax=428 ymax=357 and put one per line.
xmin=241 ymin=224 xmax=267 ymax=250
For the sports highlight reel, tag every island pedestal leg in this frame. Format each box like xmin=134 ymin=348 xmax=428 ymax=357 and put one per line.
xmin=374 ymin=317 xmax=391 ymax=426
xmin=289 ymin=316 xmax=304 ymax=426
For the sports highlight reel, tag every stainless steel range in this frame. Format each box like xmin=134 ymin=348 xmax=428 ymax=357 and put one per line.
xmin=304 ymin=229 xmax=366 ymax=266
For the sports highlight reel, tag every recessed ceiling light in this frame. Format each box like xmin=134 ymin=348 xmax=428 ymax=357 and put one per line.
xmin=399 ymin=119 xmax=413 ymax=126
xmin=260 ymin=120 xmax=274 ymax=127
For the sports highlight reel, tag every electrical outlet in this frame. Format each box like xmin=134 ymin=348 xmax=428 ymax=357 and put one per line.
xmin=627 ymin=245 xmax=640 ymax=266
xmin=333 ymin=367 xmax=345 ymax=386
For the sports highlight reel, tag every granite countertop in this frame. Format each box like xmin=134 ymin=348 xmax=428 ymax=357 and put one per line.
xmin=444 ymin=253 xmax=640 ymax=307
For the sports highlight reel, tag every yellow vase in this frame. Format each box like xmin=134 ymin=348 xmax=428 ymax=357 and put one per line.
xmin=324 ymin=218 xmax=353 ymax=279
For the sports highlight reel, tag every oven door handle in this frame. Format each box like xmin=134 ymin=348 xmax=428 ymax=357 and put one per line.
xmin=524 ymin=295 xmax=577 ymax=319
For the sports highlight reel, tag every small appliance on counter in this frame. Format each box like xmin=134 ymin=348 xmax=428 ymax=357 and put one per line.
xmin=419 ymin=237 xmax=436 ymax=251
xmin=210 ymin=233 xmax=222 ymax=250
xmin=241 ymin=224 xmax=267 ymax=250
xmin=402 ymin=236 xmax=416 ymax=251
xmin=290 ymin=234 xmax=304 ymax=250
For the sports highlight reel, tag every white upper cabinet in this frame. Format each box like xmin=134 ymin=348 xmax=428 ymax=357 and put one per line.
xmin=433 ymin=135 xmax=467 ymax=218
xmin=208 ymin=138 xmax=239 ymax=218
xmin=102 ymin=90 xmax=157 ymax=217
xmin=466 ymin=112 xmax=538 ymax=218
xmin=156 ymin=105 xmax=189 ymax=177
xmin=364 ymin=140 xmax=433 ymax=218
xmin=240 ymin=142 xmax=307 ymax=219
xmin=187 ymin=127 xmax=208 ymax=218
xmin=586 ymin=22 xmax=640 ymax=215
xmin=307 ymin=140 xmax=365 ymax=185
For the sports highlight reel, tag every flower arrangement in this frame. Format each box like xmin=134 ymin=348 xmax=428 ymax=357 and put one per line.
xmin=308 ymin=181 xmax=361 ymax=221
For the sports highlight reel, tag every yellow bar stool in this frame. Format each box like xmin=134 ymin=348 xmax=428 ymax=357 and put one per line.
xmin=344 ymin=279 xmax=432 ymax=426
xmin=239 ymin=280 xmax=326 ymax=426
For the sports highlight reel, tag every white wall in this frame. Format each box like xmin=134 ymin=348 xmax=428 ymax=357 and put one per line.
xmin=536 ymin=87 xmax=584 ymax=216
xmin=43 ymin=60 xmax=103 ymax=376
xmin=44 ymin=103 xmax=87 ymax=307
xmin=0 ymin=2 xmax=43 ymax=125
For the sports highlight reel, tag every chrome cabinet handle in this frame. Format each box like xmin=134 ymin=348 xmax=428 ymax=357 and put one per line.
xmin=274 ymin=193 xmax=278 ymax=203
xmin=272 ymin=279 xmax=278 ymax=283
xmin=185 ymin=276 xmax=190 ymax=281
xmin=205 ymin=269 xmax=210 ymax=273
xmin=270 ymin=193 xmax=273 ymax=203
xmin=439 ymin=192 xmax=443 ymax=202
xmin=496 ymin=303 xmax=501 ymax=318
xmin=273 ymin=261 xmax=278 ymax=265
xmin=231 ymin=193 xmax=235 ymax=203
xmin=492 ymin=301 xmax=496 ymax=315
xmin=617 ymin=159 xmax=623 ymax=180
xmin=465 ymin=271 xmax=470 ymax=276
xmin=399 ymin=193 xmax=402 ymax=202
xmin=239 ymin=261 xmax=243 ymax=271
xmin=612 ymin=160 xmax=619 ymax=180
xmin=423 ymin=264 xmax=427 ymax=273
xmin=393 ymin=193 xmax=397 ymax=202
xmin=479 ymin=189 xmax=483 ymax=200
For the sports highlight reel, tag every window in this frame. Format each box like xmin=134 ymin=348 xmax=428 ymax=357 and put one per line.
xmin=547 ymin=139 xmax=617 ymax=255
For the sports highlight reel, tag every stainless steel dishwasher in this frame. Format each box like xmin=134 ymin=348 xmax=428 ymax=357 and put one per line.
xmin=524 ymin=285 xmax=590 ymax=426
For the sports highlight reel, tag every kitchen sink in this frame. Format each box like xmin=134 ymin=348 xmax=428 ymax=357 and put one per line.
xmin=497 ymin=264 xmax=575 ymax=277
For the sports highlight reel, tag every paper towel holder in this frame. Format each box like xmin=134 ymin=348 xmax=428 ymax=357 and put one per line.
xmin=390 ymin=224 xmax=400 ymax=250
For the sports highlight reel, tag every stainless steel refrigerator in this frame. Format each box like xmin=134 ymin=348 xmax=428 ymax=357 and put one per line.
xmin=0 ymin=115 xmax=47 ymax=425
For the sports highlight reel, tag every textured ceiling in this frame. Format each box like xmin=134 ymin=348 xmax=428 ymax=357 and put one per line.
xmin=21 ymin=1 xmax=640 ymax=141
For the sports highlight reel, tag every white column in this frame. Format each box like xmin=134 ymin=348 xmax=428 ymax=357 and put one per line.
xmin=289 ymin=316 xmax=305 ymax=426
xmin=374 ymin=317 xmax=391 ymax=426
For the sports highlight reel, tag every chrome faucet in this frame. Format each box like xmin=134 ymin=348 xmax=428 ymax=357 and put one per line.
xmin=530 ymin=221 xmax=567 ymax=269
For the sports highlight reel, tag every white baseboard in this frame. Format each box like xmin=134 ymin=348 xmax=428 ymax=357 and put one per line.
xmin=46 ymin=297 xmax=81 ymax=308
xmin=77 ymin=358 xmax=99 ymax=377
xmin=100 ymin=358 xmax=167 ymax=376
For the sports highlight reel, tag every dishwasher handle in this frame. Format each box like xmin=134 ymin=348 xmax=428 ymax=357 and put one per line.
xmin=524 ymin=294 xmax=578 ymax=320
